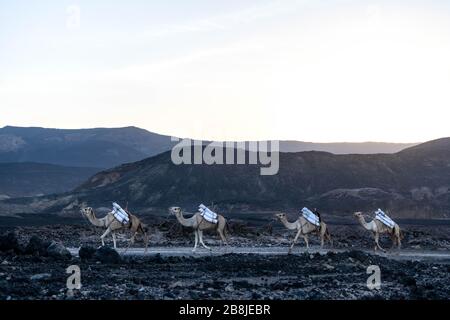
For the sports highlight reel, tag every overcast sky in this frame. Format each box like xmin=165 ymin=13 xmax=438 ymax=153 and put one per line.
xmin=1 ymin=0 xmax=450 ymax=142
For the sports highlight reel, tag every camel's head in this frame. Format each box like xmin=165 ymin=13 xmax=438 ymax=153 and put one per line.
xmin=275 ymin=212 xmax=286 ymax=220
xmin=353 ymin=212 xmax=363 ymax=218
xmin=168 ymin=206 xmax=182 ymax=215
xmin=81 ymin=207 xmax=94 ymax=217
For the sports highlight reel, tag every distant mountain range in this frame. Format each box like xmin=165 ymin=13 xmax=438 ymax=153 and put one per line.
xmin=0 ymin=163 xmax=99 ymax=198
xmin=0 ymin=126 xmax=417 ymax=169
xmin=0 ymin=126 xmax=174 ymax=168
xmin=1 ymin=138 xmax=448 ymax=219
xmin=0 ymin=125 xmax=419 ymax=199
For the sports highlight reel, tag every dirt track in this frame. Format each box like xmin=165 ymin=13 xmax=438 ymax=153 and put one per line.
xmin=68 ymin=246 xmax=450 ymax=263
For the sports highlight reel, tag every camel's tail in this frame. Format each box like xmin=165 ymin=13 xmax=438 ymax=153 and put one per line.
xmin=391 ymin=224 xmax=399 ymax=236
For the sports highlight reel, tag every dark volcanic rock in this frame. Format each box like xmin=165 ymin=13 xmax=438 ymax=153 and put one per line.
xmin=25 ymin=236 xmax=50 ymax=256
xmin=46 ymin=241 xmax=71 ymax=260
xmin=347 ymin=250 xmax=370 ymax=262
xmin=398 ymin=274 xmax=417 ymax=288
xmin=94 ymin=246 xmax=122 ymax=264
xmin=79 ymin=245 xmax=96 ymax=261
xmin=0 ymin=246 xmax=449 ymax=300
xmin=0 ymin=232 xmax=21 ymax=253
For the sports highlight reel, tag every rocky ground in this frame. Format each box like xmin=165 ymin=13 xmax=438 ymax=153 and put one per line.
xmin=0 ymin=221 xmax=449 ymax=300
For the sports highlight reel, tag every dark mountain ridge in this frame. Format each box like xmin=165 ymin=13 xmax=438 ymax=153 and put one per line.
xmin=1 ymin=138 xmax=448 ymax=219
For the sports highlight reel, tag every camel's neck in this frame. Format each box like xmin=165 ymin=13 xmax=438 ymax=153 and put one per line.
xmin=86 ymin=212 xmax=106 ymax=227
xmin=175 ymin=211 xmax=195 ymax=227
xmin=280 ymin=217 xmax=298 ymax=230
xmin=357 ymin=216 xmax=372 ymax=231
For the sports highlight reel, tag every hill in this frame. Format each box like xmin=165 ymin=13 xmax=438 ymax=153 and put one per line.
xmin=0 ymin=163 xmax=99 ymax=197
xmin=1 ymin=138 xmax=448 ymax=218
xmin=0 ymin=126 xmax=174 ymax=168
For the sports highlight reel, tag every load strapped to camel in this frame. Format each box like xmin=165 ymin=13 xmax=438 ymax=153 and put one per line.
xmin=112 ymin=202 xmax=130 ymax=225
xmin=198 ymin=204 xmax=218 ymax=224
xmin=301 ymin=207 xmax=320 ymax=227
xmin=374 ymin=209 xmax=395 ymax=229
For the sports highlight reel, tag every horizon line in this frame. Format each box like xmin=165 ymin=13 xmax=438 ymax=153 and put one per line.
xmin=0 ymin=124 xmax=427 ymax=145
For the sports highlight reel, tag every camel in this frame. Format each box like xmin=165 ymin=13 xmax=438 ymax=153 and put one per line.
xmin=168 ymin=206 xmax=228 ymax=252
xmin=275 ymin=213 xmax=332 ymax=254
xmin=81 ymin=207 xmax=149 ymax=252
xmin=354 ymin=212 xmax=402 ymax=252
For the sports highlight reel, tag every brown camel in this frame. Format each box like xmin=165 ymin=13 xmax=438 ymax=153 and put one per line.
xmin=276 ymin=212 xmax=332 ymax=253
xmin=81 ymin=207 xmax=149 ymax=252
xmin=354 ymin=212 xmax=402 ymax=252
xmin=168 ymin=206 xmax=228 ymax=252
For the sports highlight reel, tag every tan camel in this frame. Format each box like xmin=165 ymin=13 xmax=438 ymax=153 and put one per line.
xmin=168 ymin=206 xmax=228 ymax=252
xmin=354 ymin=212 xmax=402 ymax=252
xmin=275 ymin=213 xmax=332 ymax=254
xmin=81 ymin=207 xmax=149 ymax=252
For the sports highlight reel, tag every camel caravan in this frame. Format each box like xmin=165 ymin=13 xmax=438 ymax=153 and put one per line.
xmin=80 ymin=202 xmax=402 ymax=254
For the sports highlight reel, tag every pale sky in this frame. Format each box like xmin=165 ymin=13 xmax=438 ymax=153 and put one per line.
xmin=1 ymin=0 xmax=450 ymax=142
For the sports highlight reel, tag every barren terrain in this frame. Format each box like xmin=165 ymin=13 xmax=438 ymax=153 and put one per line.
xmin=1 ymin=216 xmax=449 ymax=300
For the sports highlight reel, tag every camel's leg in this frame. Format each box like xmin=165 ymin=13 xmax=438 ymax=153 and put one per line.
xmin=124 ymin=232 xmax=138 ymax=254
xmin=218 ymin=229 xmax=228 ymax=246
xmin=373 ymin=233 xmax=378 ymax=251
xmin=112 ymin=232 xmax=117 ymax=249
xmin=320 ymin=230 xmax=325 ymax=248
xmin=390 ymin=235 xmax=397 ymax=250
xmin=192 ymin=230 xmax=199 ymax=252
xmin=390 ymin=235 xmax=401 ymax=250
xmin=100 ymin=228 xmax=112 ymax=247
xmin=326 ymin=231 xmax=333 ymax=247
xmin=143 ymin=231 xmax=149 ymax=254
xmin=303 ymin=235 xmax=309 ymax=250
xmin=374 ymin=233 xmax=385 ymax=252
xmin=288 ymin=229 xmax=303 ymax=254
xmin=198 ymin=230 xmax=211 ymax=250
xmin=218 ymin=227 xmax=229 ymax=253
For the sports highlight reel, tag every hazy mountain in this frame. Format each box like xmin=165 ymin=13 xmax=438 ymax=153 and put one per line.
xmin=0 ymin=163 xmax=99 ymax=198
xmin=278 ymin=141 xmax=417 ymax=154
xmin=0 ymin=126 xmax=175 ymax=168
xmin=0 ymin=126 xmax=416 ymax=169
xmin=1 ymin=138 xmax=448 ymax=219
